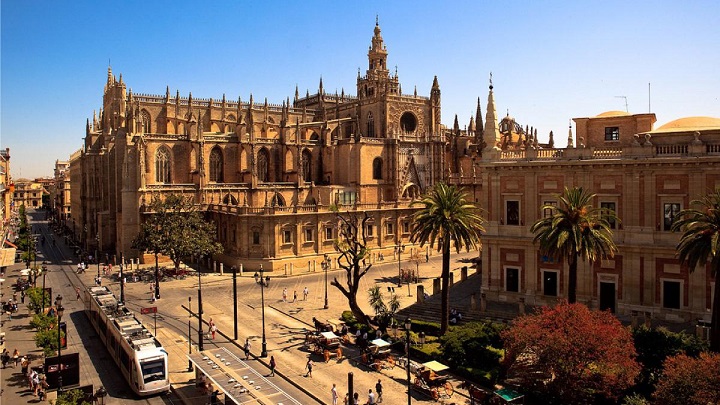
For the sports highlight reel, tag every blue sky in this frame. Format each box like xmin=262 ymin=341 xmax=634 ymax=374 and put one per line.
xmin=2 ymin=0 xmax=719 ymax=179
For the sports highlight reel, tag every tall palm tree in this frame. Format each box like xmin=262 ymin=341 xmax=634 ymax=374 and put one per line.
xmin=530 ymin=186 xmax=618 ymax=304
xmin=410 ymin=183 xmax=485 ymax=335
xmin=671 ymin=190 xmax=720 ymax=351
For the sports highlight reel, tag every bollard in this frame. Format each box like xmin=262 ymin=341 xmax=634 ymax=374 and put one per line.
xmin=631 ymin=310 xmax=638 ymax=328
xmin=239 ymin=263 xmax=244 ymax=275
xmin=433 ymin=278 xmax=441 ymax=295
xmin=461 ymin=266 xmax=468 ymax=281
xmin=480 ymin=293 xmax=487 ymax=312
xmin=470 ymin=293 xmax=477 ymax=311
xmin=219 ymin=263 xmax=224 ymax=275
xmin=519 ymin=297 xmax=526 ymax=315
xmin=449 ymin=272 xmax=454 ymax=286
xmin=417 ymin=285 xmax=425 ymax=303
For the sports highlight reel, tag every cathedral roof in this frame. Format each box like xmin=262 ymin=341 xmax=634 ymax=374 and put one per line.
xmin=652 ymin=116 xmax=720 ymax=133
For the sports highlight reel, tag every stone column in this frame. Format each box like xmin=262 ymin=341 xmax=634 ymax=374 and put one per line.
xmin=219 ymin=263 xmax=224 ymax=275
xmin=417 ymin=285 xmax=425 ymax=303
xmin=433 ymin=277 xmax=441 ymax=295
xmin=480 ymin=293 xmax=487 ymax=312
xmin=470 ymin=293 xmax=477 ymax=311
xmin=519 ymin=297 xmax=526 ymax=315
xmin=461 ymin=266 xmax=468 ymax=281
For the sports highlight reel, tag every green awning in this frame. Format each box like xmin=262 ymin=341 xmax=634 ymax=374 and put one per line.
xmin=494 ymin=387 xmax=524 ymax=402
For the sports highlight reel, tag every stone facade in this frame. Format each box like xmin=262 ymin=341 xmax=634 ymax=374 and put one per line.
xmin=70 ymin=22 xmax=720 ymax=323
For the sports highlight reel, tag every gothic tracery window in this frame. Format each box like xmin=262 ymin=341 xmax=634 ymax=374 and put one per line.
xmin=155 ymin=146 xmax=171 ymax=183
xmin=209 ymin=147 xmax=224 ymax=183
xmin=367 ymin=112 xmax=375 ymax=137
xmin=141 ymin=110 xmax=151 ymax=133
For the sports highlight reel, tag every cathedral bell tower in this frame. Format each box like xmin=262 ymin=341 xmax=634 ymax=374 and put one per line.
xmin=357 ymin=19 xmax=399 ymax=101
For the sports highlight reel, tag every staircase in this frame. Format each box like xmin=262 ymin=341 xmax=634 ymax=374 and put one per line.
xmin=397 ymin=273 xmax=531 ymax=325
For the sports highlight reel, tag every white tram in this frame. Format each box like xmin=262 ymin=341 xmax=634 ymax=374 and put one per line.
xmin=84 ymin=286 xmax=170 ymax=396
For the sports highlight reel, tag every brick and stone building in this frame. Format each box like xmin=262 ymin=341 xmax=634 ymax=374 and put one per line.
xmin=70 ymin=22 xmax=719 ymax=323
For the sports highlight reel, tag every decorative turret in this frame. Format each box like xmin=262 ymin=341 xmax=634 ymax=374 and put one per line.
xmin=567 ymin=121 xmax=574 ymax=148
xmin=483 ymin=73 xmax=501 ymax=151
xmin=294 ymin=84 xmax=299 ymax=103
xmin=468 ymin=114 xmax=475 ymax=133
xmin=319 ymin=76 xmax=324 ymax=95
xmin=453 ymin=114 xmax=460 ymax=135
xmin=548 ymin=130 xmax=554 ymax=148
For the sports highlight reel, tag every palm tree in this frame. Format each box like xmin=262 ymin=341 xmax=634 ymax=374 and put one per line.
xmin=530 ymin=186 xmax=618 ymax=304
xmin=410 ymin=183 xmax=485 ymax=335
xmin=671 ymin=190 xmax=720 ymax=351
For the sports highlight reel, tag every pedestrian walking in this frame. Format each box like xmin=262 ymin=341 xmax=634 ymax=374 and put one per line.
xmin=12 ymin=348 xmax=20 ymax=368
xmin=303 ymin=286 xmax=309 ymax=300
xmin=293 ymin=290 xmax=297 ymax=302
xmin=210 ymin=323 xmax=217 ymax=339
xmin=353 ymin=392 xmax=360 ymax=405
xmin=75 ymin=286 xmax=81 ymax=300
xmin=282 ymin=288 xmax=287 ymax=302
xmin=375 ymin=379 xmax=383 ymax=403
xmin=331 ymin=383 xmax=339 ymax=405
xmin=304 ymin=358 xmax=313 ymax=378
xmin=20 ymin=356 xmax=29 ymax=375
xmin=1 ymin=349 xmax=9 ymax=368
xmin=343 ymin=393 xmax=349 ymax=405
xmin=269 ymin=356 xmax=276 ymax=376
xmin=366 ymin=388 xmax=376 ymax=405
xmin=243 ymin=338 xmax=251 ymax=360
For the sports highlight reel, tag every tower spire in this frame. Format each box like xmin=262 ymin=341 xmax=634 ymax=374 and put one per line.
xmin=483 ymin=72 xmax=501 ymax=151
xmin=567 ymin=120 xmax=574 ymax=148
xmin=475 ymin=97 xmax=484 ymax=141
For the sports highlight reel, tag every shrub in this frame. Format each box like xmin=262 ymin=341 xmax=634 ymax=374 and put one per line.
xmin=654 ymin=352 xmax=720 ymax=405
xmin=439 ymin=321 xmax=505 ymax=369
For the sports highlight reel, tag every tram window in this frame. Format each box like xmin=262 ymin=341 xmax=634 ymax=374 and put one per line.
xmin=120 ymin=350 xmax=131 ymax=371
xmin=141 ymin=359 xmax=166 ymax=383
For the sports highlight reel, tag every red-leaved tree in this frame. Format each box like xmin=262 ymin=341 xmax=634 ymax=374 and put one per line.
xmin=654 ymin=352 xmax=720 ymax=405
xmin=502 ymin=302 xmax=640 ymax=404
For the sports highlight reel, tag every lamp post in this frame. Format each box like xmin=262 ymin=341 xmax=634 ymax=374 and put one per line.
xmin=253 ymin=265 xmax=269 ymax=357
xmin=154 ymin=252 xmax=160 ymax=300
xmin=119 ymin=254 xmax=125 ymax=305
xmin=232 ymin=266 xmax=238 ymax=341
xmin=55 ymin=294 xmax=65 ymax=393
xmin=397 ymin=244 xmax=405 ymax=287
xmin=321 ymin=254 xmax=330 ymax=309
xmin=405 ymin=316 xmax=412 ymax=405
xmin=197 ymin=265 xmax=204 ymax=352
xmin=94 ymin=386 xmax=107 ymax=405
xmin=187 ymin=296 xmax=193 ymax=371
xmin=95 ymin=233 xmax=100 ymax=279
xmin=41 ymin=261 xmax=48 ymax=313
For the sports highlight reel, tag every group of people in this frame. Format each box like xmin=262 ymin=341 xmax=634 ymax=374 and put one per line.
xmin=2 ymin=299 xmax=18 ymax=321
xmin=449 ymin=308 xmax=463 ymax=324
xmin=331 ymin=380 xmax=383 ymax=405
xmin=282 ymin=287 xmax=308 ymax=303
xmin=1 ymin=348 xmax=20 ymax=368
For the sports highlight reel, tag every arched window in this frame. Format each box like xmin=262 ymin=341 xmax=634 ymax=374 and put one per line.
xmin=301 ymin=149 xmax=312 ymax=182
xmin=367 ymin=112 xmax=375 ymax=137
xmin=372 ymin=158 xmax=383 ymax=180
xmin=141 ymin=110 xmax=151 ymax=133
xmin=271 ymin=193 xmax=285 ymax=207
xmin=155 ymin=146 xmax=171 ymax=183
xmin=257 ymin=149 xmax=269 ymax=182
xmin=209 ymin=146 xmax=223 ymax=182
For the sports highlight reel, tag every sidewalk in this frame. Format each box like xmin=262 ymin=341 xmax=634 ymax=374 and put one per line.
xmin=0 ymin=262 xmax=50 ymax=403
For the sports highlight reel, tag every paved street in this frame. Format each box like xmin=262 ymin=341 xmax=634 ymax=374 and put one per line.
xmin=2 ymin=210 xmax=479 ymax=404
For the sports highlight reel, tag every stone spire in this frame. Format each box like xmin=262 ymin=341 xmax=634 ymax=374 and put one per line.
xmin=468 ymin=114 xmax=475 ymax=133
xmin=475 ymin=97 xmax=483 ymax=135
xmin=319 ymin=76 xmax=324 ymax=95
xmin=483 ymin=73 xmax=501 ymax=151
xmin=567 ymin=121 xmax=574 ymax=148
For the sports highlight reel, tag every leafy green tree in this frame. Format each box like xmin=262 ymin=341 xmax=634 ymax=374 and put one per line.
xmin=410 ymin=183 xmax=485 ymax=334
xmin=25 ymin=287 xmax=51 ymax=314
xmin=331 ymin=211 xmax=373 ymax=326
xmin=439 ymin=321 xmax=505 ymax=370
xmin=530 ymin=186 xmax=618 ymax=303
xmin=34 ymin=328 xmax=62 ymax=357
xmin=632 ymin=326 xmax=708 ymax=393
xmin=367 ymin=285 xmax=399 ymax=333
xmin=133 ymin=194 xmax=223 ymax=289
xmin=671 ymin=190 xmax=720 ymax=351
xmin=30 ymin=312 xmax=57 ymax=331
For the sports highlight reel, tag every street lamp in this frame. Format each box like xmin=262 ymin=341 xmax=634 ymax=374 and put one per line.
xmin=253 ymin=265 xmax=269 ymax=357
xmin=119 ymin=254 xmax=125 ymax=305
xmin=55 ymin=294 xmax=65 ymax=393
xmin=95 ymin=233 xmax=100 ymax=279
xmin=41 ymin=261 xmax=48 ymax=313
xmin=197 ymin=265 xmax=204 ymax=352
xmin=397 ymin=244 xmax=405 ymax=287
xmin=321 ymin=254 xmax=330 ymax=309
xmin=405 ymin=316 xmax=412 ymax=405
xmin=94 ymin=386 xmax=107 ymax=405
xmin=232 ymin=266 xmax=238 ymax=341
xmin=187 ymin=296 xmax=193 ymax=372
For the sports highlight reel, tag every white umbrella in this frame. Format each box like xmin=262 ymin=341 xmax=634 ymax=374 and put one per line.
xmin=0 ymin=278 xmax=6 ymax=283
xmin=20 ymin=269 xmax=31 ymax=276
